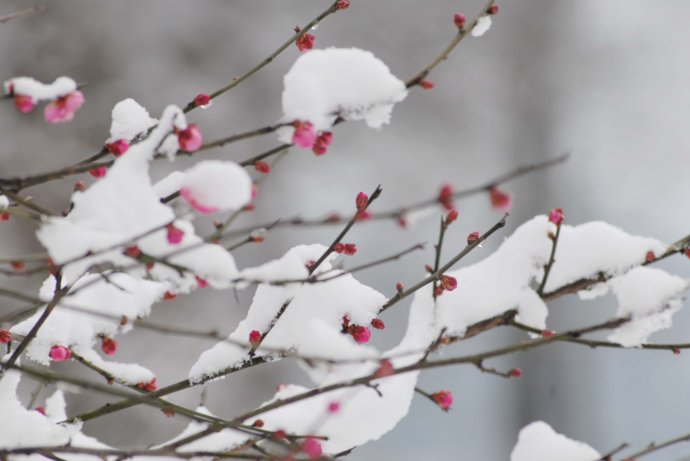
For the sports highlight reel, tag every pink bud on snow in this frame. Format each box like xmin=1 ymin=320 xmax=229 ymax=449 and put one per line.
xmin=249 ymin=330 xmax=262 ymax=348
xmin=44 ymin=90 xmax=85 ymax=124
xmin=328 ymin=401 xmax=341 ymax=413
xmin=101 ymin=337 xmax=117 ymax=356
xmin=0 ymin=329 xmax=11 ymax=344
xmin=177 ymin=124 xmax=203 ymax=153
xmin=49 ymin=345 xmax=72 ymax=362
xmin=106 ymin=139 xmax=129 ymax=157
xmin=166 ymin=223 xmax=185 ymax=245
xmin=292 ymin=120 xmax=317 ymax=148
xmin=14 ymin=94 xmax=35 ymax=113
xmin=431 ymin=390 xmax=453 ymax=411
xmin=348 ymin=325 xmax=371 ymax=344
xmin=548 ymin=208 xmax=564 ymax=226
xmin=300 ymin=437 xmax=323 ymax=459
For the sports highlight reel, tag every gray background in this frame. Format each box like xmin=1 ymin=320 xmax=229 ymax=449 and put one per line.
xmin=1 ymin=0 xmax=689 ymax=459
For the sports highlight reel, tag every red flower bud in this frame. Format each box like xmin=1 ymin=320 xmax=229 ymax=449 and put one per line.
xmin=488 ymin=5 xmax=500 ymax=15
xmin=371 ymin=318 xmax=385 ymax=330
xmin=431 ymin=390 xmax=453 ymax=411
xmin=440 ymin=274 xmax=457 ymax=291
xmin=548 ymin=208 xmax=564 ymax=226
xmin=255 ymin=161 xmax=270 ymax=174
xmin=193 ymin=93 xmax=211 ymax=107
xmin=453 ymin=13 xmax=467 ymax=29
xmin=101 ymin=337 xmax=117 ymax=356
xmin=509 ymin=367 xmax=523 ymax=378
xmin=356 ymin=192 xmax=368 ymax=210
xmin=645 ymin=251 xmax=655 ymax=263
xmin=0 ymin=329 xmax=11 ymax=344
xmin=467 ymin=231 xmax=480 ymax=245
xmin=249 ymin=330 xmax=262 ymax=348
xmin=296 ymin=32 xmax=316 ymax=52
xmin=446 ymin=209 xmax=459 ymax=225
xmin=373 ymin=359 xmax=394 ymax=378
xmin=419 ymin=80 xmax=435 ymax=90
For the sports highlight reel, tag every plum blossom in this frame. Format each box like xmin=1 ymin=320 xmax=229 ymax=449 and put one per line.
xmin=177 ymin=123 xmax=203 ymax=152
xmin=44 ymin=90 xmax=85 ymax=123
xmin=292 ymin=120 xmax=317 ymax=148
xmin=431 ymin=390 xmax=453 ymax=411
xmin=49 ymin=345 xmax=72 ymax=362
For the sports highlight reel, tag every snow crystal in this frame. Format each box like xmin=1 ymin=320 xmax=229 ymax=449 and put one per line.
xmin=511 ymin=421 xmax=600 ymax=461
xmin=153 ymin=171 xmax=187 ymax=199
xmin=3 ymin=76 xmax=77 ymax=101
xmin=180 ymin=161 xmax=253 ymax=214
xmin=545 ymin=221 xmax=667 ymax=293
xmin=471 ymin=15 xmax=492 ymax=37
xmin=107 ymin=98 xmax=157 ymax=143
xmin=606 ymin=267 xmax=688 ymax=347
xmin=190 ymin=244 xmax=385 ymax=383
xmin=279 ymin=47 xmax=408 ymax=142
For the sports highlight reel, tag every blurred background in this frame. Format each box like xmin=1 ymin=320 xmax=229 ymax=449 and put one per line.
xmin=1 ymin=0 xmax=690 ymax=459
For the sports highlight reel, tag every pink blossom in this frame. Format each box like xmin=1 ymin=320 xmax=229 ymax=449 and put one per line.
xmin=328 ymin=401 xmax=341 ymax=413
xmin=14 ymin=94 xmax=35 ymax=113
xmin=489 ymin=186 xmax=513 ymax=212
xmin=509 ymin=367 xmax=523 ymax=378
xmin=249 ymin=330 xmax=262 ymax=348
xmin=373 ymin=359 xmax=395 ymax=378
xmin=438 ymin=184 xmax=454 ymax=210
xmin=312 ymin=131 xmax=333 ymax=155
xmin=35 ymin=406 xmax=46 ymax=415
xmin=548 ymin=208 xmax=564 ymax=226
xmin=196 ymin=276 xmax=208 ymax=289
xmin=300 ymin=437 xmax=323 ymax=459
xmin=0 ymin=329 xmax=11 ymax=344
xmin=292 ymin=120 xmax=317 ymax=148
xmin=177 ymin=124 xmax=203 ymax=152
xmin=454 ymin=13 xmax=467 ymax=29
xmin=336 ymin=0 xmax=350 ymax=9
xmin=193 ymin=93 xmax=211 ymax=108
xmin=356 ymin=192 xmax=368 ymax=210
xmin=180 ymin=187 xmax=219 ymax=214
xmin=467 ymin=231 xmax=480 ymax=245
xmin=296 ymin=33 xmax=316 ymax=52
xmin=371 ymin=318 xmax=385 ymax=330
xmin=431 ymin=390 xmax=453 ymax=411
xmin=440 ymin=274 xmax=458 ymax=291
xmin=49 ymin=345 xmax=72 ymax=362
xmin=446 ymin=209 xmax=459 ymax=225
xmin=101 ymin=337 xmax=117 ymax=356
xmin=89 ymin=167 xmax=107 ymax=178
xmin=166 ymin=223 xmax=185 ymax=245
xmin=349 ymin=325 xmax=371 ymax=344
xmin=44 ymin=90 xmax=85 ymax=123
xmin=106 ymin=139 xmax=130 ymax=157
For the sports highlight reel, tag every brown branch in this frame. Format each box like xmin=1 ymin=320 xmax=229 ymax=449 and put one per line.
xmin=536 ymin=220 xmax=561 ymax=296
xmin=617 ymin=431 xmax=690 ymax=460
xmin=0 ymin=5 xmax=44 ymax=24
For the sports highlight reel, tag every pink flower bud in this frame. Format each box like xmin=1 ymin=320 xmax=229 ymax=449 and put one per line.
xmin=440 ymin=274 xmax=457 ymax=291
xmin=89 ymin=167 xmax=107 ymax=178
xmin=138 ymin=378 xmax=158 ymax=392
xmin=684 ymin=249 xmax=690 ymax=259
xmin=163 ymin=291 xmax=177 ymax=301
xmin=645 ymin=251 xmax=655 ymax=263
xmin=446 ymin=209 xmax=459 ymax=225
xmin=548 ymin=208 xmax=564 ymax=226
xmin=438 ymin=184 xmax=454 ymax=210
xmin=467 ymin=231 xmax=480 ymax=245
xmin=101 ymin=337 xmax=117 ymax=356
xmin=196 ymin=276 xmax=209 ymax=288
xmin=312 ymin=131 xmax=333 ymax=155
xmin=488 ymin=5 xmax=500 ymax=15
xmin=343 ymin=243 xmax=357 ymax=255
xmin=371 ymin=318 xmax=385 ymax=330
xmin=541 ymin=330 xmax=556 ymax=338
xmin=124 ymin=246 xmax=141 ymax=258
xmin=673 ymin=348 xmax=681 ymax=355
xmin=177 ymin=124 xmax=203 ymax=153
xmin=434 ymin=286 xmax=444 ymax=297
xmin=419 ymin=80 xmax=435 ymax=90
xmin=49 ymin=345 xmax=72 ymax=362
xmin=453 ymin=13 xmax=467 ymax=29
xmin=431 ymin=390 xmax=453 ymax=411
xmin=336 ymin=0 xmax=350 ymax=9
xmin=11 ymin=261 xmax=24 ymax=272
xmin=193 ymin=93 xmax=211 ymax=108
xmin=0 ymin=212 xmax=9 ymax=222
xmin=334 ymin=243 xmax=345 ymax=254
xmin=249 ymin=330 xmax=262 ymax=348
xmin=14 ymin=94 xmax=35 ymax=113
xmin=292 ymin=120 xmax=317 ymax=148
xmin=296 ymin=32 xmax=316 ymax=52
xmin=44 ymin=90 xmax=85 ymax=123
xmin=252 ymin=419 xmax=265 ymax=428
xmin=509 ymin=367 xmax=522 ymax=378
xmin=301 ymin=437 xmax=323 ymax=459
xmin=74 ymin=181 xmax=87 ymax=192
xmin=106 ymin=139 xmax=129 ymax=157
xmin=356 ymin=192 xmax=369 ymax=210
xmin=0 ymin=329 xmax=11 ymax=344
xmin=355 ymin=210 xmax=371 ymax=221
xmin=255 ymin=161 xmax=270 ymax=174
xmin=489 ymin=186 xmax=512 ymax=212
xmin=348 ymin=325 xmax=371 ymax=344
xmin=35 ymin=407 xmax=46 ymax=415
xmin=166 ymin=223 xmax=185 ymax=244
xmin=395 ymin=282 xmax=404 ymax=293
xmin=328 ymin=401 xmax=341 ymax=413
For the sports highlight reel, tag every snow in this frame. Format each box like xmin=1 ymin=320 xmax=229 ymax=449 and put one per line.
xmin=11 ymin=273 xmax=167 ymax=366
xmin=75 ymin=348 xmax=156 ymax=386
xmin=190 ymin=244 xmax=385 ymax=383
xmin=471 ymin=15 xmax=493 ymax=37
xmin=180 ymin=161 xmax=253 ymax=214
xmin=3 ymin=76 xmax=77 ymax=101
xmin=432 ymin=216 xmax=553 ymax=336
xmin=511 ymin=421 xmax=600 ymax=461
xmin=107 ymin=98 xmax=157 ymax=143
xmin=279 ymin=47 xmax=408 ymax=142
xmin=153 ymin=171 xmax=187 ymax=199
xmin=0 ymin=195 xmax=8 ymax=209
xmin=0 ymin=363 xmax=80 ymax=449
xmin=606 ymin=267 xmax=688 ymax=347
xmin=36 ymin=105 xmax=240 ymax=290
xmin=544 ymin=221 xmax=667 ymax=292
xmin=157 ymin=406 xmax=248 ymax=453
